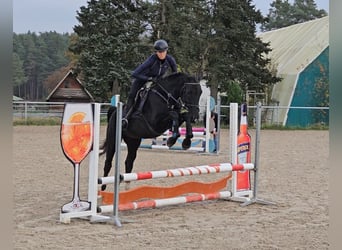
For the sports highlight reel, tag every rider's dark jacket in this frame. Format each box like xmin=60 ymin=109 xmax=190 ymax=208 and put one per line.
xmin=131 ymin=54 xmax=177 ymax=82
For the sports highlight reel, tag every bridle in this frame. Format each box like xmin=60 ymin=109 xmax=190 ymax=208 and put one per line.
xmin=151 ymin=81 xmax=200 ymax=111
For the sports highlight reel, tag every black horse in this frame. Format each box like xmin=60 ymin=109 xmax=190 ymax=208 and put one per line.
xmin=100 ymin=72 xmax=202 ymax=190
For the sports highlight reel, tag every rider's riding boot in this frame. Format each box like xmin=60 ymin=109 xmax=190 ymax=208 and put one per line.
xmin=122 ymin=97 xmax=134 ymax=130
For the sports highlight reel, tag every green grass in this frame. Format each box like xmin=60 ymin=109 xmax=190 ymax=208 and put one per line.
xmin=13 ymin=117 xmax=62 ymax=126
xmin=261 ymin=123 xmax=329 ymax=130
xmin=13 ymin=117 xmax=109 ymax=126
xmin=13 ymin=118 xmax=329 ymax=130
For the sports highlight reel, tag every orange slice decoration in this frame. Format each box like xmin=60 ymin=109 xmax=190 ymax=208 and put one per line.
xmin=68 ymin=112 xmax=86 ymax=123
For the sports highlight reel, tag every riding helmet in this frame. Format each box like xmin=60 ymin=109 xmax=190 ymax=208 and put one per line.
xmin=154 ymin=39 xmax=168 ymax=52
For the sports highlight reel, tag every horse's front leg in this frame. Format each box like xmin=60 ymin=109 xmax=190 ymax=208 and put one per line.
xmin=166 ymin=111 xmax=180 ymax=148
xmin=181 ymin=113 xmax=193 ymax=150
xmin=123 ymin=137 xmax=141 ymax=190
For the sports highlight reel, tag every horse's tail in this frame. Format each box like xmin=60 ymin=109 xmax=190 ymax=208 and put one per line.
xmin=99 ymin=106 xmax=117 ymax=156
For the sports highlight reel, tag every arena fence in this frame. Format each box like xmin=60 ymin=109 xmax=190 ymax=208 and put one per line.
xmin=13 ymin=101 xmax=329 ymax=128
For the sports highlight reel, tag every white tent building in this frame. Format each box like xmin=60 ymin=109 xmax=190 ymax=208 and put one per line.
xmin=258 ymin=16 xmax=329 ymax=126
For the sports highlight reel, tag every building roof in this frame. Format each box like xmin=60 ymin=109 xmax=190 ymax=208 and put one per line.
xmin=258 ymin=16 xmax=329 ymax=75
xmin=13 ymin=95 xmax=24 ymax=101
xmin=46 ymin=70 xmax=94 ymax=102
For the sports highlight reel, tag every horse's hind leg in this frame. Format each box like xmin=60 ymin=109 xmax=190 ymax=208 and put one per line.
xmin=101 ymin=157 xmax=112 ymax=191
xmin=101 ymin=108 xmax=117 ymax=191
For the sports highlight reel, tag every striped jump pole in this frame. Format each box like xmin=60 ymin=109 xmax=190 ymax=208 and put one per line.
xmin=98 ymin=163 xmax=254 ymax=185
xmin=98 ymin=191 xmax=232 ymax=213
xmin=183 ymin=127 xmax=206 ymax=133
xmin=138 ymin=143 xmax=205 ymax=152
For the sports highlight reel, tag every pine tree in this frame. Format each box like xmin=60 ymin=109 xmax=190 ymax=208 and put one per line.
xmin=151 ymin=0 xmax=279 ymax=101
xmin=12 ymin=52 xmax=27 ymax=97
xmin=69 ymin=0 xmax=280 ymax=103
xmin=70 ymin=0 xmax=150 ymax=102
xmin=261 ymin=0 xmax=327 ymax=31
xmin=13 ymin=32 xmax=71 ymax=100
xmin=204 ymin=0 xmax=279 ymax=99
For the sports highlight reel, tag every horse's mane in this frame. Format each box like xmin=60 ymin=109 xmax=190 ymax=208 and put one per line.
xmin=159 ymin=72 xmax=197 ymax=87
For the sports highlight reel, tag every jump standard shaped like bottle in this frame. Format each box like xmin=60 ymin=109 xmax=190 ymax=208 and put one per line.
xmin=236 ymin=103 xmax=251 ymax=190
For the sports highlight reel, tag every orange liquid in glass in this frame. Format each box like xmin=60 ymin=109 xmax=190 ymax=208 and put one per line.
xmin=61 ymin=122 xmax=92 ymax=163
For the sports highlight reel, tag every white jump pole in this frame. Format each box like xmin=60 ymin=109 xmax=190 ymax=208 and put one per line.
xmin=88 ymin=103 xmax=101 ymax=217
xmin=112 ymin=101 xmax=123 ymax=226
xmin=204 ymin=97 xmax=211 ymax=153
xmin=216 ymin=92 xmax=222 ymax=154
xmin=90 ymin=100 xmax=125 ymax=226
xmin=229 ymin=103 xmax=238 ymax=196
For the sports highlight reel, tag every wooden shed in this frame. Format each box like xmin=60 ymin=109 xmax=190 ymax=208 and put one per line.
xmin=46 ymin=70 xmax=94 ymax=103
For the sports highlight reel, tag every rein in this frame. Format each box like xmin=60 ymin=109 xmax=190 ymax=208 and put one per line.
xmin=152 ymin=82 xmax=182 ymax=108
xmin=154 ymin=81 xmax=201 ymax=112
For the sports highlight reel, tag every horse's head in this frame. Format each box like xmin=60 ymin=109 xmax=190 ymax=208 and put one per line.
xmin=157 ymin=73 xmax=202 ymax=122
xmin=180 ymin=76 xmax=202 ymax=122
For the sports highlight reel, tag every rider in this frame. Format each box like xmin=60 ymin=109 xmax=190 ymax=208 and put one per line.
xmin=122 ymin=39 xmax=178 ymax=128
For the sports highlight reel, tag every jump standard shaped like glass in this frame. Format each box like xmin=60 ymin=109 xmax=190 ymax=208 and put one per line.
xmin=60 ymin=103 xmax=93 ymax=213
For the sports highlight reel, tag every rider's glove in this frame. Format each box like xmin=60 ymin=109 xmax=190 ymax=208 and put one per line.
xmin=148 ymin=77 xmax=158 ymax=83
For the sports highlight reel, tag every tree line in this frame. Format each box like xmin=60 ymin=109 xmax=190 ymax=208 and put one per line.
xmin=13 ymin=32 xmax=71 ymax=100
xmin=13 ymin=0 xmax=327 ymax=104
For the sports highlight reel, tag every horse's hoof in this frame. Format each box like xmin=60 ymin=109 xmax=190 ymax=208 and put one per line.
xmin=182 ymin=138 xmax=191 ymax=150
xmin=101 ymin=184 xmax=107 ymax=191
xmin=167 ymin=137 xmax=177 ymax=147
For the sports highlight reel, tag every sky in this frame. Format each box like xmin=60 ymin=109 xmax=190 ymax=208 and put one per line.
xmin=13 ymin=0 xmax=329 ymax=34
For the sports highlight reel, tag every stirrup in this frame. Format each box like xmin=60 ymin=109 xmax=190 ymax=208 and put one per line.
xmin=122 ymin=118 xmax=128 ymax=128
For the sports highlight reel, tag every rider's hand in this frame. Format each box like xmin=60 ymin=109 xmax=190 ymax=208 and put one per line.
xmin=148 ymin=77 xmax=158 ymax=83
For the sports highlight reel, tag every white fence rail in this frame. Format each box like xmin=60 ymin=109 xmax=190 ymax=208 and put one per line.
xmin=13 ymin=101 xmax=111 ymax=122
xmin=13 ymin=101 xmax=329 ymax=127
